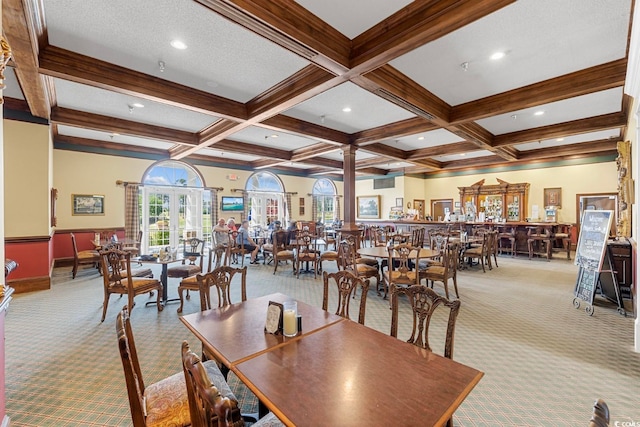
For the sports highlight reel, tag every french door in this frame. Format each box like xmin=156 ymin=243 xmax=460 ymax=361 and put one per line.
xmin=248 ymin=192 xmax=285 ymax=228
xmin=141 ymin=186 xmax=204 ymax=253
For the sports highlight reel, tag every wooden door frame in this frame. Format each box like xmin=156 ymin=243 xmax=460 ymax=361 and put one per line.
xmin=430 ymin=198 xmax=453 ymax=220
xmin=575 ymin=192 xmax=618 ymax=238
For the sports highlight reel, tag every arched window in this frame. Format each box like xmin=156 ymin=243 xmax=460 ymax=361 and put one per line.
xmin=139 ymin=160 xmax=211 ymax=253
xmin=312 ymin=178 xmax=337 ymax=224
xmin=244 ymin=171 xmax=287 ymax=228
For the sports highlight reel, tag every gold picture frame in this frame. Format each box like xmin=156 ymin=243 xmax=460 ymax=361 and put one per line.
xmin=357 ymin=195 xmax=381 ymax=219
xmin=72 ymin=194 xmax=105 ymax=215
xmin=543 ymin=188 xmax=561 ymax=208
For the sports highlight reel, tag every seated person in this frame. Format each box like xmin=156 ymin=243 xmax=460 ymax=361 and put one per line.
xmin=226 ymin=218 xmax=237 ymax=232
xmin=286 ymin=220 xmax=299 ymax=246
xmin=213 ymin=218 xmax=230 ymax=248
xmin=236 ymin=220 xmax=260 ymax=264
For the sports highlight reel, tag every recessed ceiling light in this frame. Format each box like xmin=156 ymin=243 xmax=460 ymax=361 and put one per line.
xmin=460 ymin=153 xmax=466 ymax=156
xmin=490 ymin=51 xmax=505 ymax=60
xmin=271 ymin=134 xmax=278 ymax=138
xmin=534 ymin=110 xmax=545 ymax=116
xmin=132 ymin=102 xmax=144 ymax=108
xmin=418 ymin=136 xmax=425 ymax=140
xmin=556 ymin=138 xmax=564 ymax=142
xmin=170 ymin=39 xmax=187 ymax=50
xmin=342 ymin=107 xmax=351 ymax=113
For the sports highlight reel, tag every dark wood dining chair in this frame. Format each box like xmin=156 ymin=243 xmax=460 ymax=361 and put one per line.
xmin=382 ymin=243 xmax=422 ymax=300
xmin=322 ymin=270 xmax=369 ymax=325
xmin=419 ymin=242 xmax=460 ymax=299
xmin=196 ymin=266 xmax=247 ymax=311
xmin=70 ymin=232 xmax=101 ymax=279
xmin=99 ymin=249 xmax=163 ymax=322
xmin=588 ymin=398 xmax=610 ymax=427
xmin=123 ymin=230 xmax=143 ymax=258
xmin=181 ymin=341 xmax=242 ymax=427
xmin=338 ymin=239 xmax=380 ymax=295
xmin=390 ymin=285 xmax=461 ymax=427
xmin=115 ymin=306 xmax=238 ymax=427
xmin=272 ymin=229 xmax=296 ymax=275
xmin=227 ymin=231 xmax=247 ymax=266
xmin=177 ymin=247 xmax=214 ymax=313
xmin=294 ymin=230 xmax=319 ymax=279
xmin=168 ymin=237 xmax=205 ymax=279
xmin=390 ymin=284 xmax=461 ymax=360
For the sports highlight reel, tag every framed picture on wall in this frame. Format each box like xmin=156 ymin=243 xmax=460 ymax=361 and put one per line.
xmin=543 ymin=188 xmax=562 ymax=208
xmin=395 ymin=197 xmax=403 ymax=207
xmin=357 ymin=195 xmax=381 ymax=219
xmin=72 ymin=194 xmax=105 ymax=215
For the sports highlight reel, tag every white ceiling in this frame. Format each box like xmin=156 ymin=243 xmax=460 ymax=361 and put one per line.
xmin=3 ymin=0 xmax=635 ymax=177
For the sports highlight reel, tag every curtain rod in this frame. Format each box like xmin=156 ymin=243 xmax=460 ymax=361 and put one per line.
xmin=232 ymin=189 xmax=297 ymax=196
xmin=307 ymin=193 xmax=343 ymax=197
xmin=116 ymin=180 xmax=223 ymax=191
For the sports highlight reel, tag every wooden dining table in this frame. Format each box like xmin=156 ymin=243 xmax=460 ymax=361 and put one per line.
xmin=357 ymin=246 xmax=439 ymax=260
xmin=180 ymin=292 xmax=484 ymax=426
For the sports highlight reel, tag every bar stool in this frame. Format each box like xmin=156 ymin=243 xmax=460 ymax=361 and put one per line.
xmin=497 ymin=225 xmax=516 ymax=257
xmin=527 ymin=226 xmax=552 ymax=261
xmin=553 ymin=224 xmax=572 ymax=260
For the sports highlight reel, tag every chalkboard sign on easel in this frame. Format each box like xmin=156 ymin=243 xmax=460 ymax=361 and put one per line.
xmin=573 ymin=210 xmax=613 ymax=316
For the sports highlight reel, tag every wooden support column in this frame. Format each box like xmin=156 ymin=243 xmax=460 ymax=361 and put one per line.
xmin=339 ymin=145 xmax=362 ymax=247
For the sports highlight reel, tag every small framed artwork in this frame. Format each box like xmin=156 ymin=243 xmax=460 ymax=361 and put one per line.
xmin=454 ymin=201 xmax=461 ymax=208
xmin=72 ymin=194 xmax=105 ymax=215
xmin=357 ymin=195 xmax=381 ymax=219
xmin=299 ymin=207 xmax=305 ymax=216
xmin=543 ymin=188 xmax=562 ymax=208
xmin=395 ymin=197 xmax=403 ymax=207
xmin=299 ymin=197 xmax=305 ymax=206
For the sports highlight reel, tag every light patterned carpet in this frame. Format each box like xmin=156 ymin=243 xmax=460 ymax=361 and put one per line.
xmin=5 ymin=251 xmax=640 ymax=426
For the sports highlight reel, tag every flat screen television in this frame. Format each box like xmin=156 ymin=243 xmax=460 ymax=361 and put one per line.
xmin=221 ymin=196 xmax=244 ymax=211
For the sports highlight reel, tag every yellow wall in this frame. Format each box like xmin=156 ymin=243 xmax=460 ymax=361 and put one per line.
xmin=4 ymin=120 xmax=51 ymax=237
xmin=623 ymin=95 xmax=638 ymax=242
xmin=53 ymin=150 xmax=344 ymax=228
xmin=355 ymin=162 xmax=617 ymax=223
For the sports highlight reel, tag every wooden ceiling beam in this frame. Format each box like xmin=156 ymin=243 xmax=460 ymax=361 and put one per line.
xmin=450 ymin=59 xmax=628 ymax=124
xmin=352 ymin=117 xmax=438 ymax=146
xmin=50 ymin=107 xmax=198 ymax=145
xmin=3 ymin=0 xmax=50 ymax=118
xmin=359 ymin=142 xmax=409 ymax=160
xmin=39 ymin=45 xmax=247 ymax=120
xmin=193 ymin=0 xmax=351 ymax=74
xmin=407 ymin=141 xmax=479 ymax=160
xmin=517 ymin=139 xmax=618 ymax=160
xmin=55 ymin=134 xmax=168 ymax=156
xmin=213 ymin=139 xmax=291 ymax=160
xmin=350 ymin=0 xmax=515 ymax=72
xmin=260 ymin=114 xmax=350 ymax=145
xmin=290 ymin=143 xmax=340 ymax=162
xmin=494 ymin=112 xmax=628 ymax=147
xmin=357 ymin=167 xmax=389 ymax=176
xmin=247 ymin=65 xmax=339 ymax=118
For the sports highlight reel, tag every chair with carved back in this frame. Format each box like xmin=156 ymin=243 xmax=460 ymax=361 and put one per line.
xmin=168 ymin=238 xmax=205 ymax=280
xmin=272 ymin=229 xmax=296 ymax=275
xmin=338 ymin=238 xmax=380 ymax=295
xmin=176 ymin=247 xmax=215 ymax=313
xmin=196 ymin=266 xmax=247 ymax=312
xmin=487 ymin=230 xmax=499 ymax=268
xmin=382 ymin=243 xmax=422 ymax=300
xmin=115 ymin=306 xmax=238 ymax=427
xmin=322 ymin=270 xmax=369 ymax=325
xmin=123 ymin=230 xmax=143 ymax=258
xmin=389 ymin=285 xmax=461 ymax=427
xmin=410 ymin=227 xmax=426 ymax=248
xmin=371 ymin=227 xmax=387 ymax=247
xmin=461 ymin=232 xmax=490 ymax=272
xmin=294 ymin=230 xmax=319 ymax=278
xmin=227 ymin=231 xmax=247 ymax=266
xmin=553 ymin=224 xmax=573 ymax=260
xmin=182 ymin=341 xmax=281 ymax=427
xmin=99 ymin=249 xmax=163 ymax=322
xmin=419 ymin=242 xmax=460 ymax=299
xmin=70 ymin=232 xmax=101 ymax=279
xmin=319 ymin=231 xmax=341 ymax=273
xmin=588 ymin=399 xmax=610 ymax=427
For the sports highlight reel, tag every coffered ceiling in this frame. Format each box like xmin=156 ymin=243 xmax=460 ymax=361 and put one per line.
xmin=2 ymin=0 xmax=635 ymax=178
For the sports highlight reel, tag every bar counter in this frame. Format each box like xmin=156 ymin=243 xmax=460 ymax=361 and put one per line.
xmin=358 ymin=220 xmax=574 ymax=258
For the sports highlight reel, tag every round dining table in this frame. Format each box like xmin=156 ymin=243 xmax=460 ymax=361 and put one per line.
xmin=357 ymin=246 xmax=439 ymax=259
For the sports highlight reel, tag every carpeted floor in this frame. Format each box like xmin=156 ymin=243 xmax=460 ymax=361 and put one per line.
xmin=5 ymin=252 xmax=640 ymax=426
